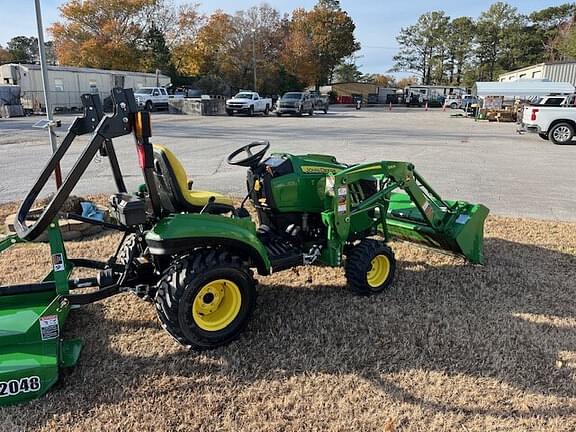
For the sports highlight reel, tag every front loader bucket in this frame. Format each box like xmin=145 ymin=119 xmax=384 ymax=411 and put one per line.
xmin=386 ymin=192 xmax=489 ymax=264
xmin=0 ymin=290 xmax=83 ymax=406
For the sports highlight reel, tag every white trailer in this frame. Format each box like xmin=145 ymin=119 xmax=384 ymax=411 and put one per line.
xmin=0 ymin=64 xmax=170 ymax=113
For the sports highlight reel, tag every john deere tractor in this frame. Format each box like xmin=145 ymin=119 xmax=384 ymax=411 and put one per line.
xmin=0 ymin=89 xmax=488 ymax=405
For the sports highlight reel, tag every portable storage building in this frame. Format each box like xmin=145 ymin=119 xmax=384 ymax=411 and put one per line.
xmin=499 ymin=62 xmax=576 ymax=85
xmin=0 ymin=64 xmax=170 ymax=113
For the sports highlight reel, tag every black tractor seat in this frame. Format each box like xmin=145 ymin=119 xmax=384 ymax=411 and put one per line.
xmin=152 ymin=145 xmax=235 ymax=215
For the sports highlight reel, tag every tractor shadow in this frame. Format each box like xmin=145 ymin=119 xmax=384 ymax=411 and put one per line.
xmin=7 ymin=237 xmax=576 ymax=425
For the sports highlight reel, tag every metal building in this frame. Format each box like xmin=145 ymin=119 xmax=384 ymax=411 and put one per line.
xmin=498 ymin=62 xmax=576 ymax=86
xmin=0 ymin=63 xmax=170 ymax=113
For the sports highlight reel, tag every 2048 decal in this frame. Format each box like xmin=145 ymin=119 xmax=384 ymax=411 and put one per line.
xmin=0 ymin=376 xmax=41 ymax=397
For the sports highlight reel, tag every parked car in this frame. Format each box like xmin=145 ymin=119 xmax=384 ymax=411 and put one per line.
xmin=226 ymin=92 xmax=272 ymax=116
xmin=520 ymin=104 xmax=576 ymax=144
xmin=309 ymin=93 xmax=330 ymax=114
xmin=134 ymin=87 xmax=171 ymax=111
xmin=444 ymin=95 xmax=462 ymax=109
xmin=277 ymin=92 xmax=314 ymax=116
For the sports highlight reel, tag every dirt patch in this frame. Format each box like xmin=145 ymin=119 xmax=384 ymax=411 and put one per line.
xmin=1 ymin=200 xmax=575 ymax=431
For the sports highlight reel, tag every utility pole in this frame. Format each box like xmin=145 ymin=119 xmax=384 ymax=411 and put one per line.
xmin=34 ymin=0 xmax=62 ymax=187
xmin=251 ymin=28 xmax=257 ymax=92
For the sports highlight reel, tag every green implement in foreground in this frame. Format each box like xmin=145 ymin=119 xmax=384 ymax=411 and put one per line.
xmin=0 ymin=88 xmax=488 ymax=405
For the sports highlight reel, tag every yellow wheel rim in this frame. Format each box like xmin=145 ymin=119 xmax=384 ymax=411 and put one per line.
xmin=366 ymin=255 xmax=391 ymax=288
xmin=192 ymin=279 xmax=242 ymax=332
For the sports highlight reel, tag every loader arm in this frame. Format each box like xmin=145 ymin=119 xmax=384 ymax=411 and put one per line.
xmin=321 ymin=161 xmax=489 ymax=265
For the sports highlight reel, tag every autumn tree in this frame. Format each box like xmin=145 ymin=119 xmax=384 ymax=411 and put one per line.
xmin=281 ymin=8 xmax=321 ymax=87
xmin=49 ymin=0 xmax=196 ymax=72
xmin=364 ymin=74 xmax=396 ymax=87
xmin=284 ymin=0 xmax=359 ymax=88
xmin=396 ymin=76 xmax=419 ymax=89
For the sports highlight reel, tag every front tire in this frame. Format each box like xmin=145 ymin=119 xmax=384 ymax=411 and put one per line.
xmin=155 ymin=250 xmax=257 ymax=349
xmin=276 ymin=112 xmax=282 ymax=117
xmin=145 ymin=101 xmax=154 ymax=112
xmin=226 ymin=109 xmax=234 ymax=116
xmin=450 ymin=102 xmax=458 ymax=109
xmin=345 ymin=240 xmax=396 ymax=295
xmin=548 ymin=122 xmax=574 ymax=144
xmin=248 ymin=106 xmax=254 ymax=117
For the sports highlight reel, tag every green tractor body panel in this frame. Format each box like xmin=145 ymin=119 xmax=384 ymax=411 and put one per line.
xmin=0 ymin=225 xmax=83 ymax=406
xmin=146 ymin=213 xmax=272 ymax=274
xmin=267 ymin=153 xmax=345 ymax=213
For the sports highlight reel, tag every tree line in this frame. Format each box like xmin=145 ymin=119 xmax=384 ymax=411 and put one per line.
xmin=392 ymin=2 xmax=576 ymax=87
xmin=0 ymin=0 xmax=360 ymax=96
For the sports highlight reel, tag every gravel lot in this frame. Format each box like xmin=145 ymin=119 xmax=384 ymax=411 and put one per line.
xmin=1 ymin=106 xmax=575 ymax=220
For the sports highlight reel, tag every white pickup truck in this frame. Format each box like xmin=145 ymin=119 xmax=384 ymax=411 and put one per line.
xmin=134 ymin=87 xmax=171 ymax=111
xmin=226 ymin=92 xmax=272 ymax=116
xmin=520 ymin=94 xmax=576 ymax=144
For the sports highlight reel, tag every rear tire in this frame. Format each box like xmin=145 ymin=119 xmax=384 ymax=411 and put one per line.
xmin=264 ymin=105 xmax=270 ymax=116
xmin=309 ymin=107 xmax=314 ymax=116
xmin=548 ymin=122 xmax=574 ymax=144
xmin=345 ymin=239 xmax=396 ymax=295
xmin=155 ymin=250 xmax=257 ymax=350
xmin=538 ymin=132 xmax=549 ymax=140
xmin=450 ymin=102 xmax=458 ymax=109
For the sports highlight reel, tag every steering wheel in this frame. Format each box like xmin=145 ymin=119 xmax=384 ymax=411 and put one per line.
xmin=227 ymin=141 xmax=270 ymax=168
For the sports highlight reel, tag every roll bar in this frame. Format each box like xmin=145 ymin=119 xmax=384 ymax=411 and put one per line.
xmin=15 ymin=88 xmax=138 ymax=241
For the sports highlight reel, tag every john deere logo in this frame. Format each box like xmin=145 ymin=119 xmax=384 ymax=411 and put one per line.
xmin=301 ymin=166 xmax=338 ymax=174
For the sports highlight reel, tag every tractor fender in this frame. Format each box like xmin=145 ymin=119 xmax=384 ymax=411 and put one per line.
xmin=145 ymin=213 xmax=271 ymax=275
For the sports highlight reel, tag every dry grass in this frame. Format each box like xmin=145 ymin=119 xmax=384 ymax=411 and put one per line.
xmin=1 ymin=199 xmax=575 ymax=431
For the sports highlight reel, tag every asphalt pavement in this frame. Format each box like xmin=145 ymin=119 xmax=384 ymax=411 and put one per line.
xmin=1 ymin=106 xmax=575 ymax=221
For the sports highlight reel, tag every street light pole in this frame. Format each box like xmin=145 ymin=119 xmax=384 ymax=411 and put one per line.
xmin=251 ymin=28 xmax=257 ymax=92
xmin=34 ymin=0 xmax=62 ymax=187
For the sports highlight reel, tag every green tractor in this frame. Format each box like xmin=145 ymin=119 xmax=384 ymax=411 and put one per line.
xmin=0 ymin=89 xmax=488 ymax=405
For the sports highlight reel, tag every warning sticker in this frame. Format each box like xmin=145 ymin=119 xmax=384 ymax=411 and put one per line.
xmin=39 ymin=315 xmax=59 ymax=341
xmin=52 ymin=253 xmax=65 ymax=272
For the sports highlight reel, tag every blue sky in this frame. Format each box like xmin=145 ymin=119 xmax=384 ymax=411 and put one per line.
xmin=0 ymin=1 xmax=564 ymax=74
